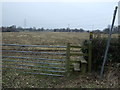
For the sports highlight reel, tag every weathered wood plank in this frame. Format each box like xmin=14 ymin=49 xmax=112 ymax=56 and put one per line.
xmin=70 ymin=46 xmax=88 ymax=49
xmin=70 ymin=53 xmax=88 ymax=56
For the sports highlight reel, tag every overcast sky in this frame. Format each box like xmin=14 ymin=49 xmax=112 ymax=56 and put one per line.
xmin=2 ymin=2 xmax=119 ymax=30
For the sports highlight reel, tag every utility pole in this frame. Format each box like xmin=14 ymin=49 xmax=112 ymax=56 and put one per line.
xmin=68 ymin=24 xmax=70 ymax=29
xmin=67 ymin=24 xmax=70 ymax=32
xmin=92 ymin=25 xmax=94 ymax=31
xmin=24 ymin=18 xmax=27 ymax=28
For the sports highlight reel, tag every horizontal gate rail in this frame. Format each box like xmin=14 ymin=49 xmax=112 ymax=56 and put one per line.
xmin=2 ymin=44 xmax=67 ymax=77
xmin=3 ymin=63 xmax=66 ymax=70
xmin=2 ymin=69 xmax=64 ymax=77
xmin=2 ymin=49 xmax=67 ymax=52
xmin=2 ymin=56 xmax=65 ymax=62
xmin=2 ymin=44 xmax=67 ymax=48
xmin=3 ymin=66 xmax=65 ymax=73
xmin=2 ymin=50 xmax=66 ymax=55
xmin=3 ymin=59 xmax=65 ymax=66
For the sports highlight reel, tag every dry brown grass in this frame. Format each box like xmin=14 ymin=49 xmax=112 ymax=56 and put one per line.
xmin=2 ymin=32 xmax=89 ymax=45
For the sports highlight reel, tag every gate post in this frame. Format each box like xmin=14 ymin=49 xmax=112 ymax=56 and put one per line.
xmin=88 ymin=32 xmax=93 ymax=73
xmin=66 ymin=43 xmax=70 ymax=76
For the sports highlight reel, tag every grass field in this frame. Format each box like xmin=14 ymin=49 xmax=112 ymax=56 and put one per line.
xmin=2 ymin=32 xmax=120 ymax=88
xmin=2 ymin=32 xmax=89 ymax=45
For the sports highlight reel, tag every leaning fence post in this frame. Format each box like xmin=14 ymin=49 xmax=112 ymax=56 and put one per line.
xmin=88 ymin=32 xmax=93 ymax=73
xmin=66 ymin=43 xmax=70 ymax=76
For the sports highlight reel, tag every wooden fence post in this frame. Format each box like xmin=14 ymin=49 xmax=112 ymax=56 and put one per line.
xmin=66 ymin=43 xmax=70 ymax=76
xmin=88 ymin=32 xmax=93 ymax=73
xmin=81 ymin=59 xmax=87 ymax=74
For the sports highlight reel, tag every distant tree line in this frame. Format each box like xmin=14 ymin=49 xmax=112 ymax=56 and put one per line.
xmin=1 ymin=25 xmax=85 ymax=32
xmin=1 ymin=25 xmax=120 ymax=33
